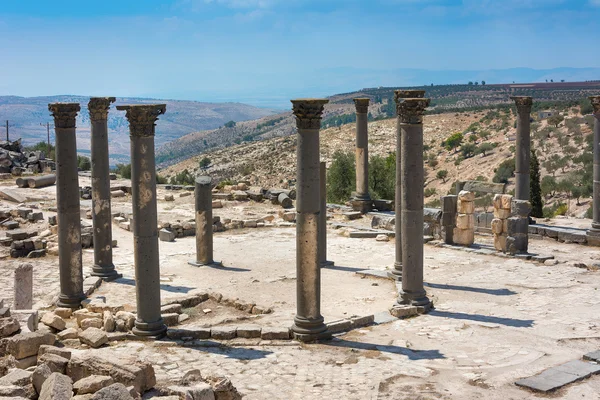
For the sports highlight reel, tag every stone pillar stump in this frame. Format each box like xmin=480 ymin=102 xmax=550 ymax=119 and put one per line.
xmin=351 ymin=98 xmax=371 ymax=213
xmin=319 ymin=161 xmax=334 ymax=267
xmin=189 ymin=176 xmax=221 ymax=267
xmin=511 ymin=96 xmax=532 ymax=202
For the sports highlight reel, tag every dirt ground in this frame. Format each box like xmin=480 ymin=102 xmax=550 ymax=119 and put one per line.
xmin=1 ymin=175 xmax=600 ymax=399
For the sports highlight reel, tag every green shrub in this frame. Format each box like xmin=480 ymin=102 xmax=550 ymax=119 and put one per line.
xmin=327 ymin=151 xmax=355 ymax=203
xmin=199 ymin=156 xmax=211 ymax=169
xmin=493 ymin=158 xmax=515 ymax=184
xmin=170 ymin=169 xmax=195 ymax=186
xmin=113 ymin=163 xmax=131 ymax=179
xmin=436 ymin=169 xmax=448 ymax=182
xmin=369 ymin=153 xmax=395 ymax=200
xmin=77 ymin=155 xmax=91 ymax=171
xmin=156 ymin=174 xmax=168 ymax=184
xmin=424 ymin=187 xmax=437 ymax=197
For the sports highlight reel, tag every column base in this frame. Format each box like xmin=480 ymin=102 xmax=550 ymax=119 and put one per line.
xmin=398 ymin=291 xmax=430 ymax=307
xmin=57 ymin=293 xmax=86 ymax=309
xmin=387 ymin=262 xmax=402 ymax=281
xmin=187 ymin=260 xmax=222 ymax=267
xmin=586 ymin=229 xmax=600 ymax=246
xmin=320 ymin=260 xmax=334 ymax=267
xmin=132 ymin=318 xmax=167 ymax=338
xmin=291 ymin=315 xmax=331 ymax=342
xmin=91 ymin=265 xmax=122 ymax=282
xmin=351 ymin=199 xmax=372 ymax=213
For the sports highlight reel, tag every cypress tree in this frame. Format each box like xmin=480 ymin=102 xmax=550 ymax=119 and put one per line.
xmin=530 ymin=150 xmax=543 ymax=218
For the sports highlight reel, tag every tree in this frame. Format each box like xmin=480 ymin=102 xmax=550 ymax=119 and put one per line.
xmin=476 ymin=142 xmax=495 ymax=156
xmin=224 ymin=120 xmax=236 ymax=128
xmin=460 ymin=143 xmax=476 ymax=158
xmin=436 ymin=169 xmax=448 ymax=183
xmin=493 ymin=158 xmax=515 ymax=184
xmin=481 ymin=80 xmax=486 ymax=85
xmin=444 ymin=132 xmax=464 ymax=152
xmin=530 ymin=150 xmax=543 ymax=218
xmin=547 ymin=114 xmax=564 ymax=128
xmin=114 ymin=163 xmax=131 ymax=179
xmin=327 ymin=151 xmax=355 ymax=203
xmin=369 ymin=153 xmax=395 ymax=200
xmin=77 ymin=155 xmax=91 ymax=171
xmin=541 ymin=175 xmax=557 ymax=197
xmin=199 ymin=156 xmax=211 ymax=169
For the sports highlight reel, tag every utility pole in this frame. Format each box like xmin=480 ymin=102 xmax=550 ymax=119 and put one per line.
xmin=40 ymin=122 xmax=51 ymax=148
xmin=5 ymin=120 xmax=8 ymax=142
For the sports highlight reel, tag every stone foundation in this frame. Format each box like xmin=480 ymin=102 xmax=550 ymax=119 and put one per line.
xmin=453 ymin=191 xmax=475 ymax=246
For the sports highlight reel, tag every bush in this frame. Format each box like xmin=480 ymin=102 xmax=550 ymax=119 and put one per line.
xmin=170 ymin=169 xmax=195 ymax=186
xmin=156 ymin=174 xmax=168 ymax=184
xmin=436 ymin=169 xmax=448 ymax=182
xmin=493 ymin=158 xmax=515 ymax=184
xmin=460 ymin=143 xmax=476 ymax=158
xmin=443 ymin=132 xmax=463 ymax=152
xmin=199 ymin=156 xmax=211 ymax=169
xmin=77 ymin=155 xmax=91 ymax=171
xmin=113 ymin=163 xmax=131 ymax=179
xmin=369 ymin=153 xmax=395 ymax=200
xmin=327 ymin=151 xmax=355 ymax=203
xmin=424 ymin=187 xmax=437 ymax=197
xmin=476 ymin=142 xmax=495 ymax=156
xmin=224 ymin=120 xmax=236 ymax=128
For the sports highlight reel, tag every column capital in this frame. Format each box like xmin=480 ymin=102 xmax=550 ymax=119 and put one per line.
xmin=397 ymin=98 xmax=430 ymax=124
xmin=291 ymin=99 xmax=328 ymax=130
xmin=511 ymin=96 xmax=533 ymax=113
xmin=394 ymin=90 xmax=425 ymax=104
xmin=353 ymin=98 xmax=370 ymax=114
xmin=48 ymin=103 xmax=81 ymax=129
xmin=116 ymin=104 xmax=166 ymax=137
xmin=88 ymin=97 xmax=116 ymax=122
xmin=589 ymin=96 xmax=600 ymax=117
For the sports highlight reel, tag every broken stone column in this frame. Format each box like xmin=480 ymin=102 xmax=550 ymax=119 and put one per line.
xmin=290 ymin=99 xmax=330 ymax=341
xmin=511 ymin=96 xmax=532 ymax=202
xmin=454 ymin=191 xmax=475 ymax=246
xmin=189 ymin=176 xmax=221 ymax=267
xmin=89 ymin=97 xmax=120 ymax=281
xmin=49 ymin=103 xmax=86 ymax=309
xmin=587 ymin=96 xmax=600 ymax=245
xmin=506 ymin=199 xmax=530 ymax=254
xmin=14 ymin=263 xmax=33 ymax=309
xmin=491 ymin=194 xmax=512 ymax=252
xmin=319 ymin=161 xmax=333 ymax=267
xmin=351 ymin=98 xmax=371 ymax=213
xmin=440 ymin=195 xmax=457 ymax=244
xmin=116 ymin=104 xmax=167 ymax=338
xmin=397 ymin=96 xmax=430 ymax=307
xmin=390 ymin=90 xmax=426 ymax=281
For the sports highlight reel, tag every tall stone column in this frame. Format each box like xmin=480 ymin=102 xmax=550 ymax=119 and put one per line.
xmin=188 ymin=176 xmax=221 ymax=267
xmin=389 ymin=90 xmax=425 ymax=281
xmin=290 ymin=99 xmax=330 ymax=342
xmin=352 ymin=98 xmax=371 ymax=213
xmin=88 ymin=97 xmax=120 ymax=281
xmin=397 ymin=97 xmax=431 ymax=307
xmin=588 ymin=96 xmax=600 ymax=243
xmin=49 ymin=103 xmax=86 ymax=309
xmin=116 ymin=104 xmax=167 ymax=338
xmin=511 ymin=96 xmax=532 ymax=202
xmin=319 ymin=161 xmax=333 ymax=267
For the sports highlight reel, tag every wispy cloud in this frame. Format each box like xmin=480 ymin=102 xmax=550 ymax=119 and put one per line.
xmin=590 ymin=0 xmax=600 ymax=6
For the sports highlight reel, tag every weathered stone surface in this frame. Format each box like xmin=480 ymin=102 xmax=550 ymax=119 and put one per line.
xmin=515 ymin=360 xmax=600 ymax=392
xmin=326 ymin=319 xmax=352 ymax=333
xmin=453 ymin=228 xmax=474 ymax=246
xmin=161 ymin=304 xmax=183 ymax=314
xmin=11 ymin=309 xmax=38 ymax=332
xmin=74 ymin=310 xmax=103 ymax=326
xmin=205 ymin=375 xmax=242 ymax=400
xmin=455 ymin=214 xmax=474 ymax=230
xmin=260 ymin=327 xmax=290 ymax=340
xmin=494 ymin=234 xmax=507 ymax=252
xmin=13 ymin=263 xmax=33 ymax=310
xmin=457 ymin=190 xmax=475 ymax=202
xmin=53 ymin=308 xmax=72 ymax=320
xmin=161 ymin=313 xmax=179 ymax=327
xmin=7 ymin=332 xmax=56 ymax=359
xmin=38 ymin=353 xmax=69 ymax=374
xmin=166 ymin=328 xmax=211 ymax=340
xmin=0 ymin=368 xmax=32 ymax=388
xmin=210 ymin=327 xmax=236 ymax=340
xmin=33 ymin=363 xmax=53 ymax=394
xmin=159 ymin=229 xmax=176 ymax=242
xmin=41 ymin=313 xmax=66 ymax=331
xmin=39 ymin=372 xmax=72 ymax=400
xmin=456 ymin=199 xmax=474 ymax=214
xmin=168 ymin=383 xmax=215 ymax=400
xmin=38 ymin=345 xmax=71 ymax=360
xmin=80 ymin=318 xmax=103 ymax=331
xmin=103 ymin=311 xmax=115 ymax=333
xmin=67 ymin=354 xmax=156 ymax=393
xmin=583 ymin=350 xmax=600 ymax=362
xmin=493 ymin=208 xmax=511 ymax=219
xmin=73 ymin=375 xmax=115 ymax=395
xmin=491 ymin=218 xmax=503 ymax=235
xmin=0 ymin=317 xmax=20 ymax=338
xmin=57 ymin=328 xmax=79 ymax=341
xmin=78 ymin=328 xmax=108 ymax=348
xmin=90 ymin=383 xmax=134 ymax=400
xmin=235 ymin=325 xmax=261 ymax=339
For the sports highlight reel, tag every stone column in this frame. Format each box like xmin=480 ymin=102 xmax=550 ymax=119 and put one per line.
xmin=511 ymin=96 xmax=533 ymax=202
xmin=49 ymin=103 xmax=86 ymax=309
xmin=319 ymin=161 xmax=334 ymax=267
xmin=14 ymin=263 xmax=33 ymax=310
xmin=116 ymin=104 xmax=167 ymax=338
xmin=352 ymin=98 xmax=371 ymax=212
xmin=389 ymin=90 xmax=425 ymax=281
xmin=88 ymin=97 xmax=120 ymax=281
xmin=397 ymin=97 xmax=431 ymax=307
xmin=290 ymin=99 xmax=330 ymax=342
xmin=588 ymin=96 xmax=600 ymax=243
xmin=188 ymin=176 xmax=221 ymax=267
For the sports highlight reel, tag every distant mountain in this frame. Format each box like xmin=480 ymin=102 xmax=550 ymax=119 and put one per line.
xmin=0 ymin=95 xmax=276 ymax=165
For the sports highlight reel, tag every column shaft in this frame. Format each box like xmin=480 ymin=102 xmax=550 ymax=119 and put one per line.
xmin=591 ymin=97 xmax=600 ymax=231
xmin=189 ymin=176 xmax=219 ymax=266
xmin=89 ymin=97 xmax=120 ymax=280
xmin=117 ymin=104 xmax=167 ymax=338
xmin=512 ymin=97 xmax=532 ymax=201
xmin=354 ymin=98 xmax=370 ymax=202
xmin=49 ymin=103 xmax=85 ymax=309
xmin=291 ymin=99 xmax=330 ymax=342
xmin=319 ymin=161 xmax=333 ymax=267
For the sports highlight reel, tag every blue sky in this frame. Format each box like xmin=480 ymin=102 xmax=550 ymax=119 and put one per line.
xmin=0 ymin=0 xmax=599 ymax=108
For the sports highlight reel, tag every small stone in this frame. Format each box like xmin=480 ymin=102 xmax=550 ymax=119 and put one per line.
xmin=74 ymin=375 xmax=115 ymax=395
xmin=103 ymin=311 xmax=115 ymax=333
xmin=37 ymin=353 xmax=69 ymax=374
xmin=57 ymin=328 xmax=78 ymax=340
xmin=39 ymin=372 xmax=73 ymax=400
xmin=41 ymin=313 xmax=66 ymax=331
xmin=164 ymin=194 xmax=175 ymax=202
xmin=545 ymin=259 xmax=559 ymax=265
xmin=375 ymin=234 xmax=389 ymax=242
xmin=159 ymin=229 xmax=176 ymax=242
xmin=0 ymin=316 xmax=20 ymax=338
xmin=53 ymin=308 xmax=72 ymax=319
xmin=90 ymin=382 xmax=135 ymax=399
xmin=7 ymin=332 xmax=56 ymax=359
xmin=236 ymin=325 xmax=261 ymax=338
xmin=78 ymin=327 xmax=108 ymax=348
xmin=81 ymin=318 xmax=103 ymax=330
xmin=32 ymin=363 xmax=52 ymax=394
xmin=161 ymin=304 xmax=182 ymax=314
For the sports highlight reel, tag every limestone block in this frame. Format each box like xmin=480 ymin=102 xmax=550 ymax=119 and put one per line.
xmin=457 ymin=199 xmax=474 ymax=214
xmin=491 ymin=218 xmax=504 ymax=235
xmin=32 ymin=363 xmax=52 ymax=394
xmin=115 ymin=311 xmax=136 ymax=330
xmin=511 ymin=199 xmax=531 ymax=217
xmin=167 ymin=383 xmax=215 ymax=400
xmin=39 ymin=372 xmax=73 ymax=400
xmin=492 ymin=194 xmax=503 ymax=210
xmin=205 ymin=376 xmax=242 ymax=400
xmin=503 ymin=218 xmax=509 ymax=233
xmin=494 ymin=234 xmax=507 ymax=251
xmin=458 ymin=190 xmax=475 ymax=202
xmin=73 ymin=375 xmax=115 ymax=395
xmin=103 ymin=311 xmax=115 ymax=333
xmin=160 ymin=304 xmax=182 ymax=314
xmin=260 ymin=327 xmax=290 ymax=340
xmin=40 ymin=313 xmax=66 ymax=331
xmin=453 ymin=228 xmax=474 ymax=246
xmin=37 ymin=353 xmax=69 ymax=374
xmin=38 ymin=345 xmax=71 ymax=360
xmin=210 ymin=326 xmax=236 ymax=340
xmin=7 ymin=332 xmax=56 ymax=359
xmin=0 ymin=316 xmax=20 ymax=338
xmin=78 ymin=327 xmax=108 ymax=348
xmin=456 ymin=214 xmax=475 ymax=230
xmin=236 ymin=325 xmax=261 ymax=338
xmin=14 ymin=263 xmax=33 ymax=310
xmin=493 ymin=208 xmax=511 ymax=219
xmin=212 ymin=200 xmax=223 ymax=208
xmin=501 ymin=194 xmax=513 ymax=210
xmin=159 ymin=229 xmax=175 ymax=242
xmin=80 ymin=318 xmax=103 ymax=331
xmin=161 ymin=313 xmax=179 ymax=327
xmin=57 ymin=328 xmax=78 ymax=340
xmin=164 ymin=194 xmax=174 ymax=202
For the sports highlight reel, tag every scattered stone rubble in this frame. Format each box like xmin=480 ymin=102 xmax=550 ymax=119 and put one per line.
xmin=0 ymin=139 xmax=55 ymax=175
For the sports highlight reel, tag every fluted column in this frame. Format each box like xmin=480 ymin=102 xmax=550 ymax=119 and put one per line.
xmin=49 ymin=103 xmax=86 ymax=309
xmin=389 ymin=90 xmax=425 ymax=281
xmin=189 ymin=176 xmax=221 ymax=267
xmin=397 ymin=97 xmax=431 ymax=307
xmin=89 ymin=97 xmax=120 ymax=281
xmin=512 ymin=96 xmax=532 ymax=202
xmin=352 ymin=98 xmax=371 ymax=212
xmin=319 ymin=161 xmax=333 ymax=267
xmin=116 ymin=104 xmax=167 ymax=338
xmin=291 ymin=99 xmax=330 ymax=342
xmin=588 ymin=96 xmax=600 ymax=241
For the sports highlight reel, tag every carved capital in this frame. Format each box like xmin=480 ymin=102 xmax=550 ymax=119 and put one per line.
xmin=116 ymin=104 xmax=166 ymax=137
xmin=511 ymin=96 xmax=533 ymax=114
xmin=397 ymin=98 xmax=430 ymax=124
xmin=589 ymin=96 xmax=600 ymax=117
xmin=394 ymin=90 xmax=425 ymax=115
xmin=353 ymin=98 xmax=370 ymax=114
xmin=48 ymin=103 xmax=81 ymax=129
xmin=88 ymin=97 xmax=116 ymax=121
xmin=291 ymin=99 xmax=328 ymax=130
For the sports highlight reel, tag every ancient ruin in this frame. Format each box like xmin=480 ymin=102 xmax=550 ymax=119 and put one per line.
xmin=351 ymin=98 xmax=371 ymax=213
xmin=188 ymin=175 xmax=220 ymax=267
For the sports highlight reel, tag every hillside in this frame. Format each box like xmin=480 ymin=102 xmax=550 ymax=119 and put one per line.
xmin=156 ymin=81 xmax=600 ymax=166
xmin=0 ymin=95 xmax=276 ymax=165
xmin=160 ymin=104 xmax=595 ymax=218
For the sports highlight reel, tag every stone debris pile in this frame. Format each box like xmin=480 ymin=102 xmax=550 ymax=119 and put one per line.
xmin=0 ymin=207 xmax=48 ymax=258
xmin=0 ymin=139 xmax=55 ymax=175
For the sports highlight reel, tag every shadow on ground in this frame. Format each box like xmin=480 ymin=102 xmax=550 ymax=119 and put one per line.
xmin=424 ymin=282 xmax=517 ymax=296
xmin=114 ymin=277 xmax=195 ymax=293
xmin=326 ymin=338 xmax=445 ymax=360
xmin=428 ymin=310 xmax=534 ymax=328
